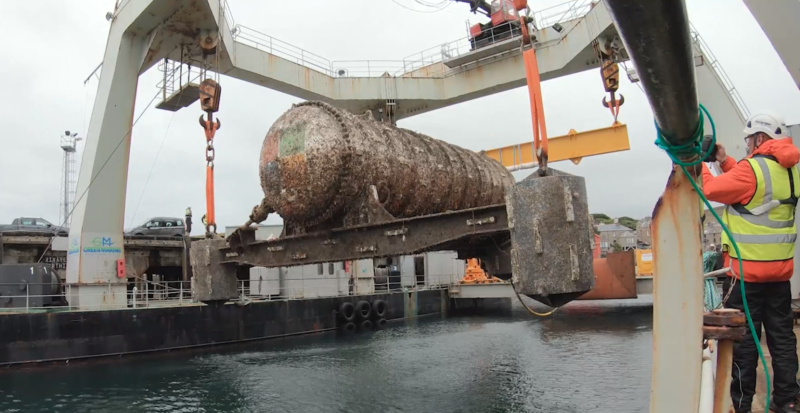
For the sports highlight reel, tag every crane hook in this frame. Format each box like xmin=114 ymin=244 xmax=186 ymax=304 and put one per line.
xmin=199 ymin=114 xmax=221 ymax=131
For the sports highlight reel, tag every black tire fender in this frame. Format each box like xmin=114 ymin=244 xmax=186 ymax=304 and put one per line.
xmin=376 ymin=318 xmax=388 ymax=329
xmin=359 ymin=319 xmax=373 ymax=331
xmin=339 ymin=302 xmax=355 ymax=322
xmin=342 ymin=322 xmax=356 ymax=332
xmin=355 ymin=300 xmax=371 ymax=320
xmin=372 ymin=299 xmax=387 ymax=318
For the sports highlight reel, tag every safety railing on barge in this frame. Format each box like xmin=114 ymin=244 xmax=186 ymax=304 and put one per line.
xmin=0 ymin=272 xmax=472 ymax=314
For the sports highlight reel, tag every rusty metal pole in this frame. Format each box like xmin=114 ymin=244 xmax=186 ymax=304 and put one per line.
xmin=603 ymin=1 xmax=704 ymax=412
xmin=649 ymin=168 xmax=705 ymax=412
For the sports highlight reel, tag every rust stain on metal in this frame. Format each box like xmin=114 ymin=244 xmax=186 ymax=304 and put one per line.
xmin=703 ymin=308 xmax=746 ymax=341
xmin=258 ymin=101 xmax=514 ymax=231
xmin=702 ymin=326 xmax=745 ymax=341
xmin=651 ymin=165 xmax=704 ymax=291
xmin=703 ymin=309 xmax=746 ymax=327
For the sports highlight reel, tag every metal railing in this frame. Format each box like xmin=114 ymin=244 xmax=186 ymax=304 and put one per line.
xmin=425 ymin=0 xmax=595 ymax=67
xmin=220 ymin=0 xmax=236 ymax=35
xmin=533 ymin=0 xmax=595 ymax=29
xmin=224 ymin=0 xmax=596 ymax=80
xmin=0 ymin=271 xmax=465 ymax=314
xmin=233 ymin=25 xmax=334 ymax=76
xmin=690 ymin=24 xmax=751 ymax=120
xmin=156 ymin=59 xmax=206 ymax=101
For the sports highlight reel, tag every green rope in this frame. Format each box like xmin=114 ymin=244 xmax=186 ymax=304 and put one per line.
xmin=703 ymin=251 xmax=722 ymax=311
xmin=654 ymin=103 xmax=770 ymax=409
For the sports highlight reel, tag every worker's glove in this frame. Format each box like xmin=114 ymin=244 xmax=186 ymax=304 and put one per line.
xmin=700 ymin=135 xmax=719 ymax=163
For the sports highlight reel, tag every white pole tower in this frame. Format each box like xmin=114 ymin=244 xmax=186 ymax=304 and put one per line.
xmin=59 ymin=131 xmax=82 ymax=226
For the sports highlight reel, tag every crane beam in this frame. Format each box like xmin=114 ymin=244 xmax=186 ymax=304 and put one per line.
xmin=481 ymin=124 xmax=630 ymax=170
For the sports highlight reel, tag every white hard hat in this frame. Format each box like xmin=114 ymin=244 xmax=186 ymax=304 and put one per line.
xmin=743 ymin=112 xmax=788 ymax=140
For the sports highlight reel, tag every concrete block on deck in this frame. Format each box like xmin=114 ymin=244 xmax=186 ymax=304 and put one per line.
xmin=190 ymin=239 xmax=237 ymax=303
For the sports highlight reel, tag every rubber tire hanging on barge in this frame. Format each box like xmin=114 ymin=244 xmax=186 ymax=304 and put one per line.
xmin=342 ymin=322 xmax=356 ymax=332
xmin=339 ymin=302 xmax=355 ymax=322
xmin=359 ymin=319 xmax=373 ymax=331
xmin=372 ymin=299 xmax=387 ymax=318
xmin=375 ymin=318 xmax=388 ymax=329
xmin=355 ymin=301 xmax=371 ymax=320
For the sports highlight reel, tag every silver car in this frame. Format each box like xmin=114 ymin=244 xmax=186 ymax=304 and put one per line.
xmin=126 ymin=217 xmax=185 ymax=237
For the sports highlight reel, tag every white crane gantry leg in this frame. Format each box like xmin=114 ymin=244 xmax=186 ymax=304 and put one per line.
xmin=65 ymin=2 xmax=156 ymax=308
xmin=743 ymin=0 xmax=800 ymax=91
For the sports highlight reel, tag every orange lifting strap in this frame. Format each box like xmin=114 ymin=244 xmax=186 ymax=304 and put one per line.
xmin=520 ymin=16 xmax=548 ymax=173
xmin=200 ymin=116 xmax=220 ymax=235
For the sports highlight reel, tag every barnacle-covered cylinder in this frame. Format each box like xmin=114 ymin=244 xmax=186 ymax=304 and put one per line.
xmin=259 ymin=101 xmax=514 ymax=228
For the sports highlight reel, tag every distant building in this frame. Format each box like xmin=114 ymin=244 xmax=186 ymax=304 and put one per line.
xmin=637 ymin=216 xmax=652 ymax=248
xmin=597 ymin=219 xmax=637 ymax=256
xmin=633 ymin=209 xmax=723 ymax=251
xmin=592 ymin=233 xmax=601 ymax=259
xmin=703 ymin=207 xmax=724 ymax=250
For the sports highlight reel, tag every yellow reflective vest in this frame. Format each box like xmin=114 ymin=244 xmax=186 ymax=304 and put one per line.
xmin=722 ymin=154 xmax=800 ymax=261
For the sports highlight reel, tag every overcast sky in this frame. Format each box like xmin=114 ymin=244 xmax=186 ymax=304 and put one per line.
xmin=1 ymin=0 xmax=799 ymax=235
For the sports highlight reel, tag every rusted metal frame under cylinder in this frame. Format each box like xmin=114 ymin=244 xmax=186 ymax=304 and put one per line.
xmin=221 ymin=204 xmax=509 ymax=268
xmin=703 ymin=308 xmax=745 ymax=413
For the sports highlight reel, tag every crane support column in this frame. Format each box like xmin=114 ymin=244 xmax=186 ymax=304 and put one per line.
xmin=66 ymin=2 xmax=155 ymax=309
xmin=604 ymin=1 xmax=704 ymax=412
xmin=743 ymin=0 xmax=800 ymax=91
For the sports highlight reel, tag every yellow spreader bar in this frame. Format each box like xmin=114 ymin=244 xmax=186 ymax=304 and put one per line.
xmin=480 ymin=123 xmax=630 ymax=170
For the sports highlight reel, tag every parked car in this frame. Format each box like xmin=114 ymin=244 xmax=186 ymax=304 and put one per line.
xmin=0 ymin=217 xmax=68 ymax=236
xmin=125 ymin=217 xmax=185 ymax=237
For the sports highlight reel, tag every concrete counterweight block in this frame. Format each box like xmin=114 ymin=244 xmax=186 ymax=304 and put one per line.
xmin=190 ymin=239 xmax=238 ymax=303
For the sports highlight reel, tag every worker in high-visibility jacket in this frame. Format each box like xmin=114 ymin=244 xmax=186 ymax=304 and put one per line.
xmin=702 ymin=112 xmax=800 ymax=413
xmin=184 ymin=207 xmax=192 ymax=234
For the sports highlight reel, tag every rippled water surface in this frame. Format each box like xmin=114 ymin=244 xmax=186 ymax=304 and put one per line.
xmin=0 ymin=300 xmax=653 ymax=413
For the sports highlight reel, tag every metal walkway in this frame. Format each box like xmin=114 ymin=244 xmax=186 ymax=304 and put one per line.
xmin=150 ymin=0 xmax=620 ymax=120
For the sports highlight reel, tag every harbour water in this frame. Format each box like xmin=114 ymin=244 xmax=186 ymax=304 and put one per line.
xmin=0 ymin=299 xmax=653 ymax=413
